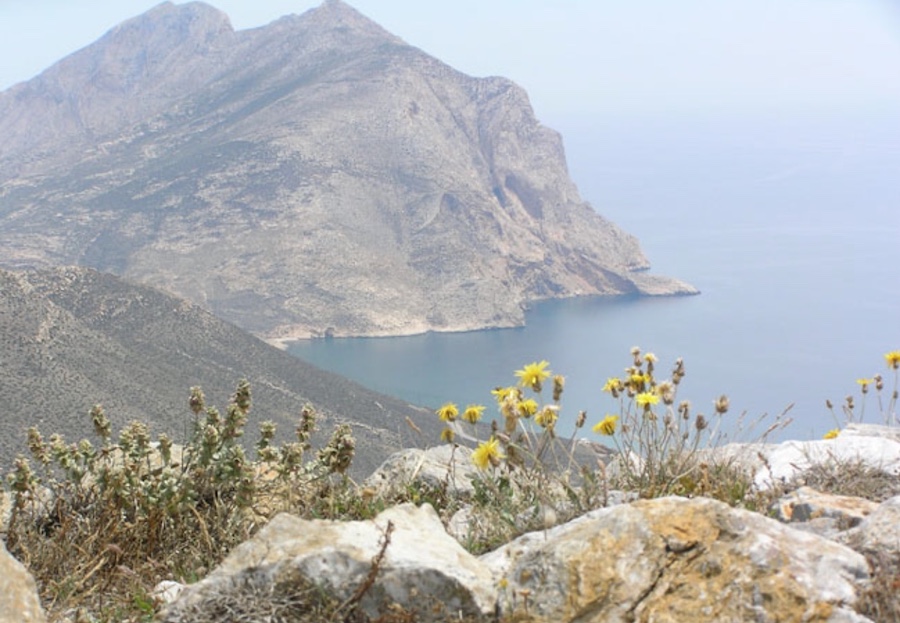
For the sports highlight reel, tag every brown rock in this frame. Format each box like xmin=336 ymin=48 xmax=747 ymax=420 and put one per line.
xmin=482 ymin=496 xmax=871 ymax=623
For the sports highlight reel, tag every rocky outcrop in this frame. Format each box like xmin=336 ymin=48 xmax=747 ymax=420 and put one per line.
xmin=705 ymin=427 xmax=900 ymax=491
xmin=838 ymin=495 xmax=900 ymax=560
xmin=484 ymin=496 xmax=871 ymax=623
xmin=159 ymin=496 xmax=875 ymax=623
xmin=0 ymin=540 xmax=45 ymax=623
xmin=0 ymin=1 xmax=695 ymax=340
xmin=160 ymin=504 xmax=496 ymax=623
xmin=772 ymin=486 xmax=881 ymax=538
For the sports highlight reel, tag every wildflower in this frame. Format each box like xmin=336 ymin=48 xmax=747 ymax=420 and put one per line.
xmin=515 ymin=360 xmax=552 ymax=391
xmin=440 ymin=427 xmax=456 ymax=443
xmin=856 ymin=378 xmax=874 ymax=394
xmin=491 ymin=386 xmax=519 ymax=405
xmin=644 ymin=352 xmax=658 ymax=363
xmin=462 ymin=404 xmax=485 ymax=424
xmin=823 ymin=429 xmax=839 ymax=440
xmin=593 ymin=414 xmax=618 ymax=436
xmin=535 ymin=405 xmax=558 ymax=429
xmin=472 ymin=437 xmax=505 ymax=470
xmin=517 ymin=398 xmax=539 ymax=417
xmin=885 ymin=351 xmax=900 ymax=370
xmin=436 ymin=403 xmax=459 ymax=422
xmin=635 ymin=392 xmax=660 ymax=408
xmin=602 ymin=377 xmax=622 ymax=393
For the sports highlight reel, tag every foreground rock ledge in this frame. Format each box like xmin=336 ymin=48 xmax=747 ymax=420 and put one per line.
xmin=162 ymin=496 xmax=872 ymax=623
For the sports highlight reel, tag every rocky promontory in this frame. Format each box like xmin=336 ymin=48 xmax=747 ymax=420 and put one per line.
xmin=0 ymin=1 xmax=696 ymax=342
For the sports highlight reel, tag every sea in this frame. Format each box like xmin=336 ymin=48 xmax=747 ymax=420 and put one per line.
xmin=288 ymin=109 xmax=900 ymax=443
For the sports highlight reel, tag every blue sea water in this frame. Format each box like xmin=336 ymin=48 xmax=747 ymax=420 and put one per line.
xmin=288 ymin=111 xmax=900 ymax=442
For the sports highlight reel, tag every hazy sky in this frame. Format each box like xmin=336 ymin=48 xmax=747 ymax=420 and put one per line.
xmin=1 ymin=0 xmax=900 ymax=121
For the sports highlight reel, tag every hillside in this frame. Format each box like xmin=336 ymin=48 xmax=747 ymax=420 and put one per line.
xmin=0 ymin=1 xmax=695 ymax=341
xmin=0 ymin=266 xmax=440 ymax=476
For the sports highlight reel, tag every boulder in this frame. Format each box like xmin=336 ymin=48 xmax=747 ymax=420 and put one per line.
xmin=707 ymin=433 xmax=900 ymax=491
xmin=161 ymin=503 xmax=496 ymax=622
xmin=0 ymin=540 xmax=45 ymax=623
xmin=772 ymin=486 xmax=880 ymax=538
xmin=481 ymin=496 xmax=871 ymax=623
xmin=838 ymin=495 xmax=900 ymax=560
xmin=364 ymin=444 xmax=478 ymax=500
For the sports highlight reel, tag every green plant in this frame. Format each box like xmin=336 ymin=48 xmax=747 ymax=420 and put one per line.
xmin=3 ymin=381 xmax=358 ymax=622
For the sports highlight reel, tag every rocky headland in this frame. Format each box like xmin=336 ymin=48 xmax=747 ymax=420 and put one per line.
xmin=0 ymin=1 xmax=696 ymax=342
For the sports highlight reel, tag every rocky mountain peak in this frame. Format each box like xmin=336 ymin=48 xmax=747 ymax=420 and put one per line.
xmin=0 ymin=2 xmax=696 ymax=340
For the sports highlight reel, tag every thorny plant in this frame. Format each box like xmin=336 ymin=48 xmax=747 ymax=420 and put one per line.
xmin=3 ymin=381 xmax=357 ymax=622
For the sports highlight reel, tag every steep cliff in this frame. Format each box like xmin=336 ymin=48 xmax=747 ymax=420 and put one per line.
xmin=0 ymin=1 xmax=696 ymax=340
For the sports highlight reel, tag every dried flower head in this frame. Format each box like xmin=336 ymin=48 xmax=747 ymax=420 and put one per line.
xmin=535 ymin=405 xmax=559 ymax=429
xmin=714 ymin=395 xmax=729 ymax=415
xmin=552 ymin=374 xmax=565 ymax=402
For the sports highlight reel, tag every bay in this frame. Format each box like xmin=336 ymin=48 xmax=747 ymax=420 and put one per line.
xmin=288 ymin=110 xmax=900 ymax=442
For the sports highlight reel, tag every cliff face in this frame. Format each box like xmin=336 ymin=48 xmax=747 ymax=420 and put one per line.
xmin=0 ymin=1 xmax=696 ymax=340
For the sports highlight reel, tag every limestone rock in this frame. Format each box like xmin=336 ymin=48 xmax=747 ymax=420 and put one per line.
xmin=364 ymin=444 xmax=478 ymax=500
xmin=0 ymin=540 xmax=45 ymax=623
xmin=707 ymin=434 xmax=900 ymax=491
xmin=772 ymin=486 xmax=880 ymax=536
xmin=481 ymin=496 xmax=871 ymax=623
xmin=759 ymin=436 xmax=900 ymax=489
xmin=162 ymin=503 xmax=496 ymax=622
xmin=838 ymin=495 xmax=900 ymax=560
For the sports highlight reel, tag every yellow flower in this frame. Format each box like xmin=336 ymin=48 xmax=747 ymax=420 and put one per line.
xmin=535 ymin=405 xmax=558 ymax=429
xmin=593 ymin=414 xmax=618 ymax=436
xmin=436 ymin=402 xmax=459 ymax=422
xmin=517 ymin=398 xmax=539 ymax=417
xmin=602 ymin=377 xmax=622 ymax=393
xmin=491 ymin=386 xmax=519 ymax=404
xmin=462 ymin=404 xmax=485 ymax=424
xmin=635 ymin=392 xmax=660 ymax=407
xmin=856 ymin=378 xmax=874 ymax=386
xmin=515 ymin=360 xmax=552 ymax=390
xmin=472 ymin=437 xmax=505 ymax=470
xmin=644 ymin=353 xmax=658 ymax=363
xmin=885 ymin=351 xmax=900 ymax=370
xmin=440 ymin=427 xmax=456 ymax=443
xmin=823 ymin=429 xmax=839 ymax=440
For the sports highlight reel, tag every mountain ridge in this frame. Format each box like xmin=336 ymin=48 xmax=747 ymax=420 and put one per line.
xmin=0 ymin=1 xmax=696 ymax=341
xmin=0 ymin=265 xmax=439 ymax=476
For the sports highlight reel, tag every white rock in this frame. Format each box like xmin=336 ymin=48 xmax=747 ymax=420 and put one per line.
xmin=162 ymin=503 xmax=495 ymax=622
xmin=0 ymin=540 xmax=45 ymax=623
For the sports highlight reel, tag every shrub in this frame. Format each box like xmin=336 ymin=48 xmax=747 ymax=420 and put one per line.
xmin=3 ymin=381 xmax=357 ymax=621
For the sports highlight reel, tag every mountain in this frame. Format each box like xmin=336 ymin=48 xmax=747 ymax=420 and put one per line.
xmin=0 ymin=266 xmax=440 ymax=476
xmin=0 ymin=1 xmax=696 ymax=341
